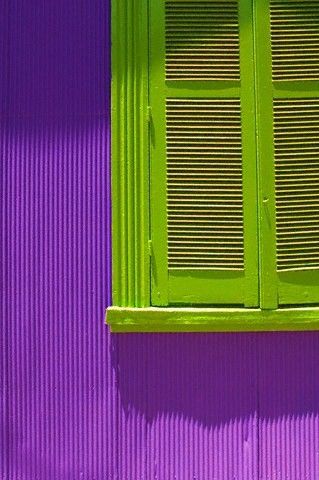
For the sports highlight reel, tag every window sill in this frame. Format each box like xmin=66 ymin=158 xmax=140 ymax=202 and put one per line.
xmin=106 ymin=306 xmax=319 ymax=332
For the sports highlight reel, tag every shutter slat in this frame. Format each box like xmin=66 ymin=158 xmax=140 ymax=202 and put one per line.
xmin=274 ymin=99 xmax=319 ymax=272
xmin=271 ymin=0 xmax=319 ymax=81
xmin=165 ymin=0 xmax=240 ymax=80
xmin=167 ymin=98 xmax=244 ymax=270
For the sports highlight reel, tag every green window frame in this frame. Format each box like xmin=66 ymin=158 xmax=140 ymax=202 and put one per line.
xmin=107 ymin=0 xmax=319 ymax=332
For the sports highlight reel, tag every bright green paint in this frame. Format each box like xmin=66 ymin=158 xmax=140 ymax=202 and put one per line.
xmin=274 ymin=84 xmax=319 ymax=98
xmin=169 ymin=270 xmax=245 ymax=305
xmin=108 ymin=0 xmax=319 ymax=331
xmin=163 ymin=84 xmax=240 ymax=98
xmin=279 ymin=271 xmax=319 ymax=306
xmin=149 ymin=0 xmax=169 ymax=306
xmin=254 ymin=0 xmax=278 ymax=308
xmin=107 ymin=307 xmax=319 ymax=332
xmin=238 ymin=0 xmax=259 ymax=307
xmin=259 ymin=0 xmax=319 ymax=306
xmin=149 ymin=0 xmax=259 ymax=307
xmin=111 ymin=0 xmax=150 ymax=307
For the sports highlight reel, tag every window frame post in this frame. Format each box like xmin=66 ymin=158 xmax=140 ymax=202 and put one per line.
xmin=111 ymin=0 xmax=151 ymax=307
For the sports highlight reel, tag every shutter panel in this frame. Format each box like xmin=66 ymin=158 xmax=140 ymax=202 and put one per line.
xmin=257 ymin=0 xmax=319 ymax=306
xmin=149 ymin=0 xmax=259 ymax=306
xmin=272 ymin=0 xmax=319 ymax=305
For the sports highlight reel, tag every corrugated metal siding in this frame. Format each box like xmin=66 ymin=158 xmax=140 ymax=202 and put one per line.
xmin=116 ymin=334 xmax=259 ymax=480
xmin=1 ymin=1 xmax=319 ymax=479
xmin=259 ymin=333 xmax=319 ymax=480
xmin=1 ymin=1 xmax=114 ymax=478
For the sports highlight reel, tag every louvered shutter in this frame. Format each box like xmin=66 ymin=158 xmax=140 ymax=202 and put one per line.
xmin=149 ymin=0 xmax=259 ymax=306
xmin=257 ymin=0 xmax=319 ymax=306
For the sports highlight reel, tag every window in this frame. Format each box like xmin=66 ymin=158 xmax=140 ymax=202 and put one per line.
xmin=107 ymin=0 xmax=319 ymax=332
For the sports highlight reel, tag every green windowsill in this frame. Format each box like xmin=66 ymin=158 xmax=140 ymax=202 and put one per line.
xmin=106 ymin=306 xmax=319 ymax=332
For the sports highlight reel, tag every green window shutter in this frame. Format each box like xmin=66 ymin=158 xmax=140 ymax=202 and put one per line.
xmin=149 ymin=0 xmax=259 ymax=306
xmin=273 ymin=0 xmax=319 ymax=305
xmin=108 ymin=0 xmax=319 ymax=331
xmin=256 ymin=0 xmax=319 ymax=307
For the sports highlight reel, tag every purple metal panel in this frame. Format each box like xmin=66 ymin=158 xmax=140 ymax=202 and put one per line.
xmin=1 ymin=1 xmax=114 ymax=479
xmin=115 ymin=334 xmax=258 ymax=480
xmin=258 ymin=333 xmax=319 ymax=480
xmin=1 ymin=1 xmax=319 ymax=479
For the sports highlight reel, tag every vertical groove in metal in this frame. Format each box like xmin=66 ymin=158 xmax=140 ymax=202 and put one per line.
xmin=116 ymin=333 xmax=259 ymax=480
xmin=1 ymin=0 xmax=114 ymax=478
xmin=259 ymin=333 xmax=319 ymax=480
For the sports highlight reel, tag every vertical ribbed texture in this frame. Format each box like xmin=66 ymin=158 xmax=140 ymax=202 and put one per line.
xmin=116 ymin=334 xmax=258 ymax=480
xmin=111 ymin=0 xmax=150 ymax=308
xmin=259 ymin=333 xmax=319 ymax=480
xmin=1 ymin=1 xmax=319 ymax=479
xmin=1 ymin=1 xmax=115 ymax=478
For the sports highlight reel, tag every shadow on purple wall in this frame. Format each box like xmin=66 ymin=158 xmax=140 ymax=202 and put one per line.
xmin=112 ymin=334 xmax=258 ymax=426
xmin=111 ymin=332 xmax=319 ymax=478
xmin=112 ymin=333 xmax=319 ymax=422
xmin=2 ymin=0 xmax=108 ymax=118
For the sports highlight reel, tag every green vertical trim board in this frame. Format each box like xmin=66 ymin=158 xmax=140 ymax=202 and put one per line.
xmin=111 ymin=0 xmax=150 ymax=307
xmin=254 ymin=0 xmax=278 ymax=308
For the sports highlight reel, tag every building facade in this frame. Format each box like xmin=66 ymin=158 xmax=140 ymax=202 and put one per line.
xmin=2 ymin=0 xmax=319 ymax=478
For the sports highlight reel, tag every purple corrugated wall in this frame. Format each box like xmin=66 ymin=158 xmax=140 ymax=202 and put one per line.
xmin=1 ymin=1 xmax=319 ymax=479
